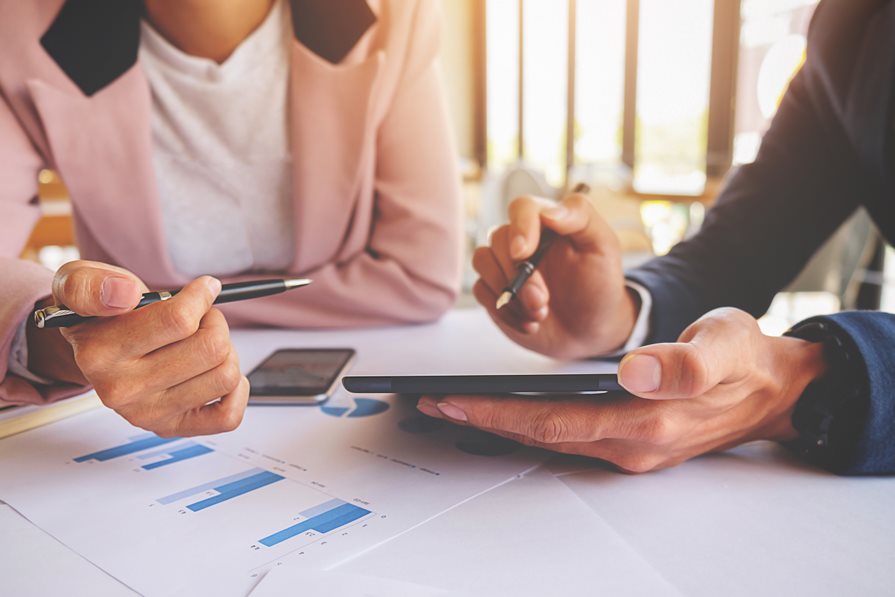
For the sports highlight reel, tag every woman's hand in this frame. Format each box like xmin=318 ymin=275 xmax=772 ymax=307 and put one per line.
xmin=472 ymin=193 xmax=639 ymax=359
xmin=417 ymin=308 xmax=828 ymax=473
xmin=28 ymin=260 xmax=248 ymax=437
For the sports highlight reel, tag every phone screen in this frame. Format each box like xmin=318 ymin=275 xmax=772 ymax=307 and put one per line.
xmin=247 ymin=349 xmax=355 ymax=404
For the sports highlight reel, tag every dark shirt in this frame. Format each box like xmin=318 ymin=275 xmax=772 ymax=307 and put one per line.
xmin=627 ymin=0 xmax=895 ymax=475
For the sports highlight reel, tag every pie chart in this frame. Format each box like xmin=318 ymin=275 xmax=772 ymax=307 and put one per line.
xmin=320 ymin=397 xmax=390 ymax=418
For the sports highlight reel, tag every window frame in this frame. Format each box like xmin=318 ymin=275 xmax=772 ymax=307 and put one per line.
xmin=472 ymin=0 xmax=743 ymax=198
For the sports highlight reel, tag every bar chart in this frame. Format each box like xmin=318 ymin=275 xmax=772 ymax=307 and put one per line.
xmin=137 ymin=441 xmax=214 ymax=470
xmin=153 ymin=467 xmax=373 ymax=550
xmin=74 ymin=433 xmax=215 ymax=470
xmin=0 ymin=379 xmax=542 ymax=597
xmin=71 ymin=429 xmax=378 ymax=557
xmin=156 ymin=468 xmax=286 ymax=512
xmin=74 ymin=433 xmax=179 ymax=463
xmin=259 ymin=498 xmax=371 ymax=547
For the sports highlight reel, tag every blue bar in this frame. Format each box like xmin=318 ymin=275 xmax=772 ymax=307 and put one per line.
xmin=259 ymin=502 xmax=371 ymax=547
xmin=74 ymin=435 xmax=179 ymax=462
xmin=157 ymin=468 xmax=264 ymax=505
xmin=299 ymin=498 xmax=346 ymax=519
xmin=186 ymin=470 xmax=285 ymax=512
xmin=137 ymin=441 xmax=192 ymax=460
xmin=313 ymin=508 xmax=371 ymax=534
xmin=141 ymin=444 xmax=213 ymax=470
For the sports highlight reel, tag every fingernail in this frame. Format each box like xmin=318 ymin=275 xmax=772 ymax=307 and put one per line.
xmin=417 ymin=401 xmax=440 ymax=417
xmin=619 ymin=355 xmax=661 ymax=393
xmin=205 ymin=276 xmax=222 ymax=295
xmin=522 ymin=321 xmax=541 ymax=335
xmin=436 ymin=402 xmax=468 ymax=422
xmin=510 ymin=235 xmax=527 ymax=259
xmin=543 ymin=206 xmax=569 ymax=221
xmin=100 ymin=277 xmax=137 ymax=309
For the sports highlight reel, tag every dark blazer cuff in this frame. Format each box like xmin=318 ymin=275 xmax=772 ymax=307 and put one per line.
xmin=787 ymin=313 xmax=894 ymax=475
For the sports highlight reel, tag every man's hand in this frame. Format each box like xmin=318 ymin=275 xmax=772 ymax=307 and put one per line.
xmin=28 ymin=260 xmax=248 ymax=437
xmin=473 ymin=193 xmax=639 ymax=359
xmin=417 ymin=308 xmax=828 ymax=473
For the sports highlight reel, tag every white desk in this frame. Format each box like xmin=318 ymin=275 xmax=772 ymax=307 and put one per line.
xmin=2 ymin=309 xmax=893 ymax=596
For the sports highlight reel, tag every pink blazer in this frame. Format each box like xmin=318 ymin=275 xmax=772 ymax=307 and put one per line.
xmin=0 ymin=0 xmax=462 ymax=405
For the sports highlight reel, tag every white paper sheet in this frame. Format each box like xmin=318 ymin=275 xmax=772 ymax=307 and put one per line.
xmin=341 ymin=469 xmax=681 ymax=596
xmin=560 ymin=441 xmax=895 ymax=597
xmin=250 ymin=568 xmax=462 ymax=597
xmin=0 ymin=397 xmax=545 ymax=596
xmin=0 ymin=502 xmax=134 ymax=597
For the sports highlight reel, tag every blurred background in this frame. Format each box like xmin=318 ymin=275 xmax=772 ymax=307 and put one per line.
xmin=27 ymin=0 xmax=894 ymax=331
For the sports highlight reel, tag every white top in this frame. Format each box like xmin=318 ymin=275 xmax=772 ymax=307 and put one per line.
xmin=138 ymin=0 xmax=295 ymax=278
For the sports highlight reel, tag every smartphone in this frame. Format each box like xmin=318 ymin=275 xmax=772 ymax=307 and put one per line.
xmin=247 ymin=348 xmax=356 ymax=405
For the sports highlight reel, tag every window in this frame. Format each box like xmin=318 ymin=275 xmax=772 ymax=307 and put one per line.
xmin=480 ymin=0 xmax=744 ymax=196
xmin=634 ymin=0 xmax=714 ymax=194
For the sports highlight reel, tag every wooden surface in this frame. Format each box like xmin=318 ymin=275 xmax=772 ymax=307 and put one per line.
xmin=21 ymin=170 xmax=75 ymax=261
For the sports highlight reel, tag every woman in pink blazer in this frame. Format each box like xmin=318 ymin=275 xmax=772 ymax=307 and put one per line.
xmin=0 ymin=0 xmax=461 ymax=435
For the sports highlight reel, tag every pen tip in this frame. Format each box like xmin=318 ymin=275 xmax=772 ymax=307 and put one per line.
xmin=284 ymin=278 xmax=313 ymax=289
xmin=496 ymin=292 xmax=512 ymax=310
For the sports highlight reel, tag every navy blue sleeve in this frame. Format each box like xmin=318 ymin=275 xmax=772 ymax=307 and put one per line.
xmin=625 ymin=2 xmax=875 ymax=344
xmin=803 ymin=312 xmax=895 ymax=475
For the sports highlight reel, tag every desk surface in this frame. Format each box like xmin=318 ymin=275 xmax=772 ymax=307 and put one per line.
xmin=2 ymin=308 xmax=893 ymax=596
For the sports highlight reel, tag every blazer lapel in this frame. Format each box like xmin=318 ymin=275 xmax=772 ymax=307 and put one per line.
xmin=290 ymin=0 xmax=376 ymax=65
xmin=41 ymin=0 xmax=377 ymax=95
xmin=287 ymin=40 xmax=384 ymax=270
xmin=27 ymin=69 xmax=180 ymax=285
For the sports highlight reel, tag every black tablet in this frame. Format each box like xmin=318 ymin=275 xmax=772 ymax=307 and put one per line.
xmin=341 ymin=374 xmax=623 ymax=395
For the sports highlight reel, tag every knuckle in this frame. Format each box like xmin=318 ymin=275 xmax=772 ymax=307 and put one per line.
xmin=216 ymin=359 xmax=242 ymax=394
xmin=164 ymin=304 xmax=200 ymax=338
xmin=528 ymin=410 xmax=569 ymax=444
xmin=116 ymin=409 xmax=148 ymax=431
xmin=470 ymin=406 xmax=498 ymax=430
xmin=488 ymin=224 xmax=509 ymax=245
xmin=205 ymin=307 xmax=229 ymax=329
xmin=472 ymin=246 xmax=494 ymax=267
xmin=60 ymin=272 xmax=80 ymax=299
xmin=220 ymin=403 xmax=245 ymax=432
xmin=154 ymin=424 xmax=181 ymax=439
xmin=59 ymin=270 xmax=93 ymax=307
xmin=471 ymin=247 xmax=490 ymax=272
xmin=565 ymin=194 xmax=589 ymax=211
xmin=200 ymin=328 xmax=231 ymax=365
xmin=95 ymin=378 xmax=134 ymax=409
xmin=508 ymin=195 xmax=532 ymax=213
xmin=640 ymin=416 xmax=680 ymax=445
xmin=219 ymin=389 xmax=247 ymax=432
xmin=677 ymin=344 xmax=710 ymax=395
xmin=72 ymin=343 xmax=105 ymax=375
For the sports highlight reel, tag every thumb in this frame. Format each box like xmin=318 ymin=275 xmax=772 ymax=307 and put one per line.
xmin=618 ymin=310 xmax=755 ymax=400
xmin=52 ymin=260 xmax=148 ymax=317
xmin=540 ymin=194 xmax=619 ymax=254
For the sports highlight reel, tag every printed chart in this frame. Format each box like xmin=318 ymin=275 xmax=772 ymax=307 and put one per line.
xmin=0 ymin=394 xmax=542 ymax=596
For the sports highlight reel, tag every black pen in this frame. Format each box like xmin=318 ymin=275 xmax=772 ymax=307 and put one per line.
xmin=33 ymin=278 xmax=312 ymax=329
xmin=496 ymin=183 xmax=590 ymax=310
